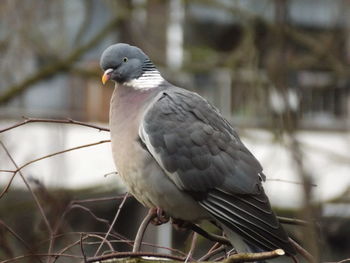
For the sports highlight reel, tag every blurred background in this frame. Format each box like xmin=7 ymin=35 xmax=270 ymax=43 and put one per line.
xmin=0 ymin=0 xmax=350 ymax=262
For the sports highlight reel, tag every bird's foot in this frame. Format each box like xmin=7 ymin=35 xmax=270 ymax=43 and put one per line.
xmin=149 ymin=207 xmax=169 ymax=225
xmin=171 ymin=218 xmax=191 ymax=230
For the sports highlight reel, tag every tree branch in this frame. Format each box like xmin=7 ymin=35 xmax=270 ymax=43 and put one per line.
xmin=94 ymin=193 xmax=129 ymax=256
xmin=289 ymin=237 xmax=315 ymax=263
xmin=87 ymin=252 xmax=185 ymax=263
xmin=0 ymin=117 xmax=109 ymax=134
xmin=0 ymin=16 xmax=121 ymax=104
xmin=0 ymin=140 xmax=110 ymax=198
xmin=278 ymin=216 xmax=309 ymax=226
xmin=186 ymin=223 xmax=231 ymax=246
xmin=0 ymin=141 xmax=53 ymax=234
xmin=223 ymin=249 xmax=285 ymax=263
xmin=133 ymin=210 xmax=157 ymax=253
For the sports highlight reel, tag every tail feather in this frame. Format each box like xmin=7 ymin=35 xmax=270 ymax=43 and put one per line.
xmin=200 ymin=189 xmax=296 ymax=256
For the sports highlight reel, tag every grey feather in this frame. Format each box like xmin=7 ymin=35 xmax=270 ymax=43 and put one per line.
xmin=102 ymin=43 xmax=296 ymax=257
xmin=141 ymin=88 xmax=263 ymax=195
xmin=139 ymin=87 xmax=296 ymax=255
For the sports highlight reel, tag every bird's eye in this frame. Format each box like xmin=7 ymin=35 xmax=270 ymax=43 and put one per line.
xmin=123 ymin=57 xmax=128 ymax=63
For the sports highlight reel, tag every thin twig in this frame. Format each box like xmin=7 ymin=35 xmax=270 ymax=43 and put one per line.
xmin=1 ymin=253 xmax=83 ymax=263
xmin=86 ymin=234 xmax=115 ymax=252
xmin=199 ymin=245 xmax=226 ymax=261
xmin=50 ymin=233 xmax=115 ymax=263
xmin=132 ymin=210 xmax=157 ymax=253
xmin=49 ymin=202 xmax=114 ymax=263
xmin=94 ymin=193 xmax=129 ymax=256
xmin=0 ymin=141 xmax=53 ymax=234
xmin=51 ymin=235 xmax=90 ymax=263
xmin=0 ymin=117 xmax=109 ymax=133
xmin=187 ymin=223 xmax=231 ymax=246
xmin=289 ymin=237 xmax=315 ymax=263
xmin=0 ymin=169 xmax=14 ymax=173
xmin=71 ymin=195 xmax=126 ymax=205
xmin=267 ymin=178 xmax=317 ymax=187
xmin=185 ymin=232 xmax=198 ymax=263
xmin=0 ymin=220 xmax=44 ymax=263
xmin=278 ymin=216 xmax=309 ymax=226
xmin=81 ymin=234 xmax=87 ymax=263
xmin=0 ymin=140 xmax=110 ymax=198
xmin=43 ymin=231 xmax=186 ymax=257
xmin=67 ymin=204 xmax=111 ymax=226
xmin=223 ymin=249 xmax=285 ymax=263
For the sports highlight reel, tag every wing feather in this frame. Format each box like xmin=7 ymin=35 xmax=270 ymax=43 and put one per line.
xmin=140 ymin=88 xmax=263 ymax=194
xmin=201 ymin=189 xmax=296 ymax=255
xmin=139 ymin=87 xmax=296 ymax=255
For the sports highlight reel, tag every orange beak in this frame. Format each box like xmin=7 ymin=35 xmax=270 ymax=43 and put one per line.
xmin=102 ymin=69 xmax=113 ymax=85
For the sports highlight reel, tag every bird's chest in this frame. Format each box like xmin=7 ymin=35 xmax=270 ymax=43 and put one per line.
xmin=109 ymin=113 xmax=152 ymax=205
xmin=109 ymin=86 xmax=156 ymax=203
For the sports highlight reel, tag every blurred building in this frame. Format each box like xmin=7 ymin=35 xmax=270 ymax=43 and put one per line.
xmin=1 ymin=0 xmax=350 ymax=130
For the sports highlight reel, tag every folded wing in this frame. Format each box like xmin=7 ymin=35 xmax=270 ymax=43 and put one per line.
xmin=139 ymin=88 xmax=296 ymax=255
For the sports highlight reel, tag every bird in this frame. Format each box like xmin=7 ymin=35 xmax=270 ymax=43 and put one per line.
xmin=100 ymin=43 xmax=297 ymax=256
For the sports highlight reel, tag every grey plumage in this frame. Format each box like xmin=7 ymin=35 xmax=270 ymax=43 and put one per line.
xmin=100 ymin=43 xmax=297 ymax=256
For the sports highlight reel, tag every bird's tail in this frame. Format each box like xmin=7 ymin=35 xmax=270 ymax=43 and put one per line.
xmin=220 ymin=224 xmax=267 ymax=263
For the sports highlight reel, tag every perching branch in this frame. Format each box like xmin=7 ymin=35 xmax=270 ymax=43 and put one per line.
xmin=132 ymin=210 xmax=157 ymax=253
xmin=223 ymin=249 xmax=285 ymax=263
xmin=87 ymin=252 xmax=186 ymax=263
xmin=86 ymin=249 xmax=285 ymax=263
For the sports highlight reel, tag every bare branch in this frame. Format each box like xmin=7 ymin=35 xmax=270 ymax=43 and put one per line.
xmin=278 ymin=216 xmax=309 ymax=226
xmin=185 ymin=232 xmax=198 ymax=263
xmin=289 ymin=237 xmax=315 ymax=263
xmin=0 ymin=141 xmax=53 ymax=235
xmin=94 ymin=193 xmax=129 ymax=256
xmin=186 ymin=223 xmax=231 ymax=246
xmin=81 ymin=234 xmax=87 ymax=263
xmin=1 ymin=253 xmax=83 ymax=263
xmin=132 ymin=210 xmax=157 ymax=253
xmin=71 ymin=195 xmax=126 ymax=205
xmin=0 ymin=16 xmax=121 ymax=104
xmin=51 ymin=235 xmax=90 ymax=263
xmin=0 ymin=117 xmax=109 ymax=134
xmin=65 ymin=204 xmax=111 ymax=226
xmin=86 ymin=250 xmax=286 ymax=263
xmin=0 ymin=219 xmax=43 ymax=263
xmin=0 ymin=140 xmax=110 ymax=198
xmin=87 ymin=252 xmax=185 ymax=263
xmin=199 ymin=245 xmax=226 ymax=261
xmin=267 ymin=178 xmax=317 ymax=187
xmin=223 ymin=249 xmax=285 ymax=263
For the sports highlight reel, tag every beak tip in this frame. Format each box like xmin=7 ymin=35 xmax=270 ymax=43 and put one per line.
xmin=102 ymin=68 xmax=113 ymax=86
xmin=101 ymin=74 xmax=109 ymax=85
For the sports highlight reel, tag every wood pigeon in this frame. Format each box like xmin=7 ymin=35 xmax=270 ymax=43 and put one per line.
xmin=100 ymin=43 xmax=296 ymax=256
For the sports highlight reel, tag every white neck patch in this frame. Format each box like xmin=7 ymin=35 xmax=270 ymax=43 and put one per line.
xmin=123 ymin=70 xmax=165 ymax=90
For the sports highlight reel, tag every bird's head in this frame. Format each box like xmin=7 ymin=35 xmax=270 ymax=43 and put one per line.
xmin=100 ymin=43 xmax=151 ymax=85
